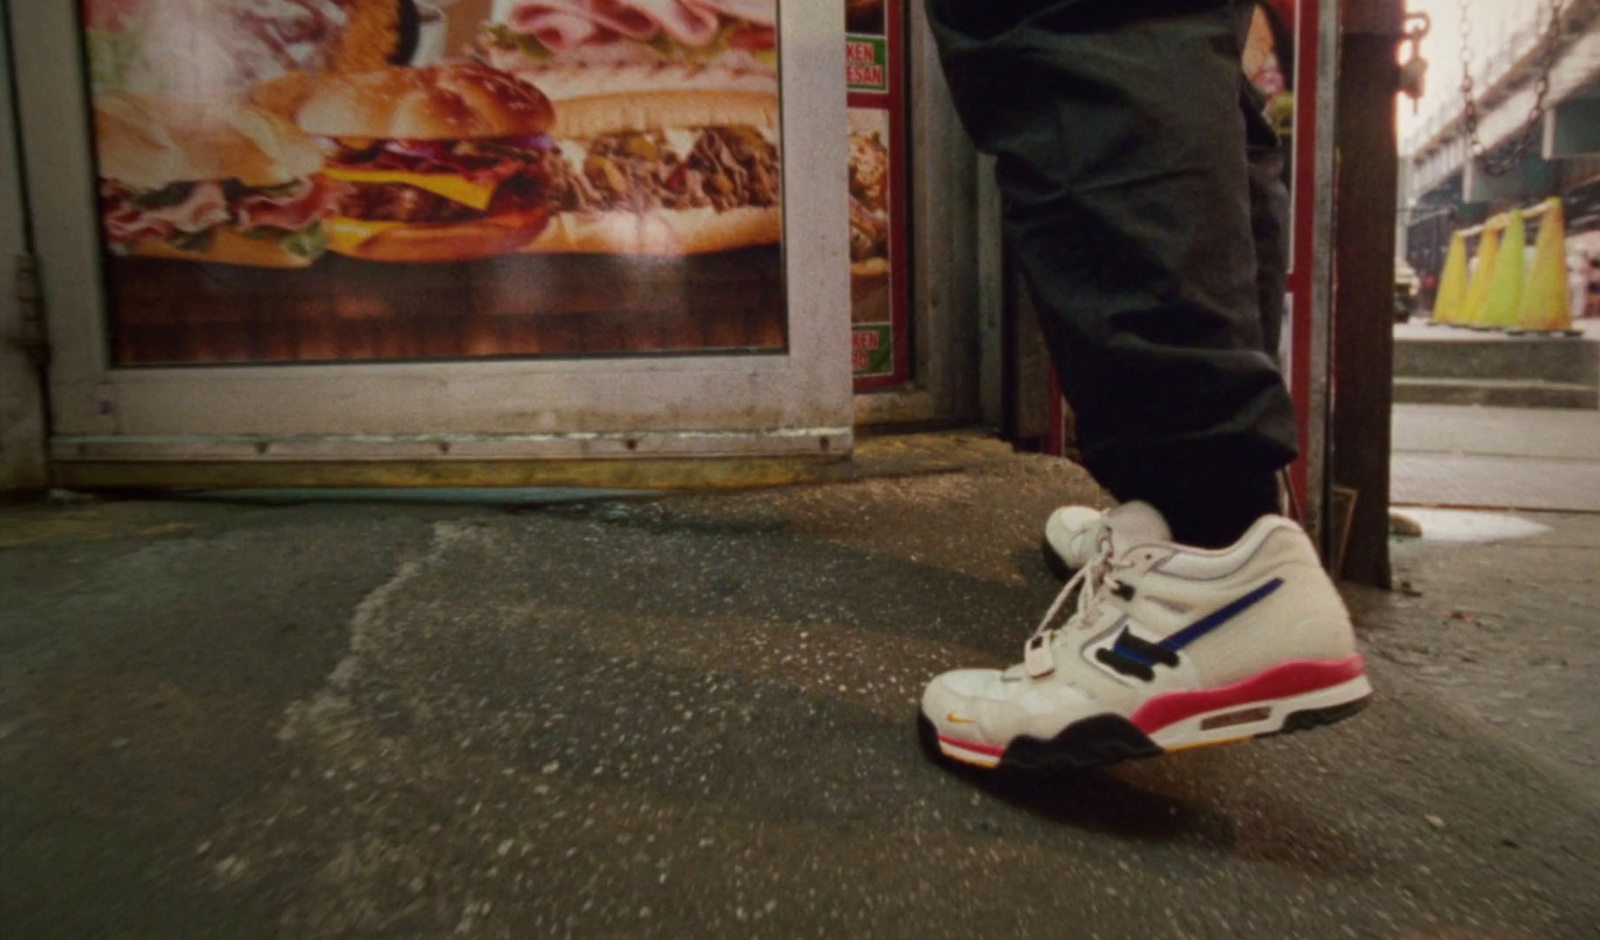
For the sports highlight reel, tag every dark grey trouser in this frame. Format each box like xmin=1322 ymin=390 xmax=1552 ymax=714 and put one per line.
xmin=927 ymin=0 xmax=1297 ymax=539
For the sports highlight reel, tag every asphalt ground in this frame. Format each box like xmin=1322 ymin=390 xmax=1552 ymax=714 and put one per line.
xmin=3 ymin=436 xmax=1597 ymax=939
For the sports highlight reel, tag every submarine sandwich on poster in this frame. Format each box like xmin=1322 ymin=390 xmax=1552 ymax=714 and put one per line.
xmin=296 ymin=62 xmax=558 ymax=261
xmin=94 ymin=90 xmax=333 ymax=267
xmin=528 ymin=83 xmax=781 ymax=254
xmin=479 ymin=0 xmax=777 ymax=92
xmin=466 ymin=0 xmax=784 ymax=254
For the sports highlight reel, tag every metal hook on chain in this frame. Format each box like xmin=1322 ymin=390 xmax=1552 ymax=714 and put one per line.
xmin=1459 ymin=0 xmax=1565 ymax=176
xmin=1399 ymin=11 xmax=1432 ymax=112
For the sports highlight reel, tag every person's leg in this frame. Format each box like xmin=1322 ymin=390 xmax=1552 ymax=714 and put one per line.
xmin=929 ymin=0 xmax=1295 ymax=548
xmin=1036 ymin=5 xmax=1295 ymax=566
xmin=1242 ymin=73 xmax=1290 ymax=359
xmin=919 ymin=0 xmax=1368 ymax=774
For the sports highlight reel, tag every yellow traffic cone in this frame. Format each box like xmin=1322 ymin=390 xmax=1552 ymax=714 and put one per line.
xmin=1482 ymin=209 xmax=1526 ymax=329
xmin=1432 ymin=231 xmax=1469 ymax=325
xmin=1517 ymin=198 xmax=1573 ymax=332
xmin=1461 ymin=218 xmax=1502 ymax=327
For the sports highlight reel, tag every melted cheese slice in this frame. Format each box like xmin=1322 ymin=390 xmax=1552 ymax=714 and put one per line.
xmin=324 ymin=218 xmax=406 ymax=256
xmin=320 ymin=168 xmax=497 ymax=211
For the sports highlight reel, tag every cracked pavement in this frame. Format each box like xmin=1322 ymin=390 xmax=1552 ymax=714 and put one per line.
xmin=3 ymin=437 xmax=1598 ymax=939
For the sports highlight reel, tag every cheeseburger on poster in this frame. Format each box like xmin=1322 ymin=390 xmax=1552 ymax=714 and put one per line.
xmin=94 ymin=90 xmax=333 ymax=267
xmin=295 ymin=61 xmax=558 ymax=262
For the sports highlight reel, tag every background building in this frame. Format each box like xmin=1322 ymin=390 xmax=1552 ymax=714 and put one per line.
xmin=1400 ymin=0 xmax=1600 ymax=306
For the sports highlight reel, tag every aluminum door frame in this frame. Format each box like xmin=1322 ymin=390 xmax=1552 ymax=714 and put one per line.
xmin=9 ymin=2 xmax=853 ymax=470
xmin=852 ymin=0 xmax=980 ymax=428
xmin=0 ymin=3 xmax=48 ymax=490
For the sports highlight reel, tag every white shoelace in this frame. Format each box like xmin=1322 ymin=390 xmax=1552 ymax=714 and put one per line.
xmin=1027 ymin=531 xmax=1122 ymax=663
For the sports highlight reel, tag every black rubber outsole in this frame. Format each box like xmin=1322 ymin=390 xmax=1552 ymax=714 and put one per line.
xmin=1263 ymin=693 xmax=1372 ymax=738
xmin=919 ymin=692 xmax=1373 ymax=774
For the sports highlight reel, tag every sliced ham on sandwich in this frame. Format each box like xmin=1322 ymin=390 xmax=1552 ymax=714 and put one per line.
xmin=94 ymin=90 xmax=334 ymax=267
xmin=586 ymin=0 xmax=720 ymax=45
xmin=479 ymin=0 xmax=776 ymax=85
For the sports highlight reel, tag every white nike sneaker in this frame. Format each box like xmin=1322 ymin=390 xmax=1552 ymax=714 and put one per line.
xmin=921 ymin=502 xmax=1371 ymax=772
xmin=1041 ymin=505 xmax=1108 ymax=578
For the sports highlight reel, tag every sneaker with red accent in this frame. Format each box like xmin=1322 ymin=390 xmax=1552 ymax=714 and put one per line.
xmin=920 ymin=502 xmax=1371 ymax=771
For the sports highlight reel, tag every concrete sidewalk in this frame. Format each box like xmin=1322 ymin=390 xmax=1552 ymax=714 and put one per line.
xmin=1392 ymin=403 xmax=1600 ymax=511
xmin=3 ymin=435 xmax=1598 ymax=939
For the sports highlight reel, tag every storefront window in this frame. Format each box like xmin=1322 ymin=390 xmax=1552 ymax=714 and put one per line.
xmin=78 ymin=0 xmax=786 ymax=365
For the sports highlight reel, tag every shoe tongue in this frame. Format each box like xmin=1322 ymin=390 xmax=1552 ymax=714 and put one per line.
xmin=1105 ymin=501 xmax=1173 ymax=556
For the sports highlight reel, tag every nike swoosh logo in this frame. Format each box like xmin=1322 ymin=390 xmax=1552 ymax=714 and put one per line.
xmin=946 ymin=713 xmax=977 ymax=724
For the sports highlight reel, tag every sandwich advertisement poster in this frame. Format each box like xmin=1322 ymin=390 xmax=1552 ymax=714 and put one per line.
xmin=844 ymin=0 xmax=906 ymax=390
xmin=79 ymin=0 xmax=785 ymax=366
xmin=1245 ymin=0 xmax=1298 ymax=268
xmin=848 ymin=106 xmax=893 ymax=378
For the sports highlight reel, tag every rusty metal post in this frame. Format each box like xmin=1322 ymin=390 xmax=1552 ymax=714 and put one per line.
xmin=1331 ymin=0 xmax=1403 ymax=587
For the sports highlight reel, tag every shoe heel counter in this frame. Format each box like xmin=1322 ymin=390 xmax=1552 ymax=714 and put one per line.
xmin=1238 ymin=526 xmax=1357 ymax=662
xmin=1281 ymin=562 xmax=1358 ymax=657
xmin=1191 ymin=563 xmax=1356 ymax=686
xmin=1268 ymin=526 xmax=1358 ymax=659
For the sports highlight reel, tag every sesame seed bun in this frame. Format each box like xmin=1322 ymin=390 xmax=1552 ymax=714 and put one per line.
xmin=546 ymin=88 xmax=778 ymax=140
xmin=526 ymin=205 xmax=780 ymax=255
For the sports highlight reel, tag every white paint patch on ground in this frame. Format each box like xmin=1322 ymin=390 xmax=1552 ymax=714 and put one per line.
xmin=1390 ymin=508 xmax=1552 ymax=543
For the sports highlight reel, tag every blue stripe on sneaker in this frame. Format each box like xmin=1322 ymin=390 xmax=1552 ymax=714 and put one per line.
xmin=1158 ymin=578 xmax=1285 ymax=652
xmin=1115 ymin=637 xmax=1154 ymax=666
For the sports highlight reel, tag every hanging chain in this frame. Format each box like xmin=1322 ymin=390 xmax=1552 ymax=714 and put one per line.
xmin=1459 ymin=0 xmax=1564 ymax=176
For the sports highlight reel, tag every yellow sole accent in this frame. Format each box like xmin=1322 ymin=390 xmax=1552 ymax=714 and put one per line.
xmin=938 ymin=745 xmax=1001 ymax=769
xmin=1164 ymin=735 xmax=1253 ymax=754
